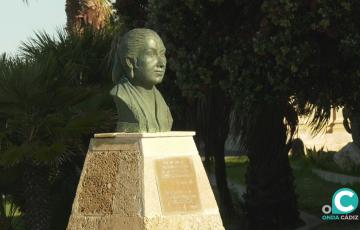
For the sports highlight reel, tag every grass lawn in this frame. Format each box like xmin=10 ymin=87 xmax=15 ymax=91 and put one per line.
xmin=224 ymin=155 xmax=360 ymax=229
xmin=291 ymin=158 xmax=360 ymax=216
xmin=306 ymin=149 xmax=360 ymax=177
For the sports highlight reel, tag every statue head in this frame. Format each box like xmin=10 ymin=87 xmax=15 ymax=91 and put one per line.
xmin=112 ymin=28 xmax=167 ymax=89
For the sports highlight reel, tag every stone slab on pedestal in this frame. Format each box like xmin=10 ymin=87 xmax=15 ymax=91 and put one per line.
xmin=67 ymin=132 xmax=224 ymax=230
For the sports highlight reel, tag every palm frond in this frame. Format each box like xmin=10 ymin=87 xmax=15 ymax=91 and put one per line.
xmin=0 ymin=144 xmax=29 ymax=166
xmin=20 ymin=31 xmax=58 ymax=60
xmin=0 ymin=27 xmax=115 ymax=167
xmin=31 ymin=143 xmax=68 ymax=164
xmin=306 ymin=103 xmax=332 ymax=135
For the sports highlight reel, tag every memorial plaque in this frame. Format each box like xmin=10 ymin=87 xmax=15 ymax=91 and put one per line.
xmin=155 ymin=157 xmax=202 ymax=215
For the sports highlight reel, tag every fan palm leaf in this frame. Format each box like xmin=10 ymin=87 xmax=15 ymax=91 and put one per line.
xmin=0 ymin=28 xmax=115 ymax=229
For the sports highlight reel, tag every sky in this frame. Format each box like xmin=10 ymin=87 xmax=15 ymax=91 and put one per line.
xmin=0 ymin=0 xmax=66 ymax=56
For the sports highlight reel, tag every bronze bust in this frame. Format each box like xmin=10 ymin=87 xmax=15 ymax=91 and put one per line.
xmin=110 ymin=28 xmax=173 ymax=132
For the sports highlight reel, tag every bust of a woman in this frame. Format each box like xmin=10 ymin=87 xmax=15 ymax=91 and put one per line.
xmin=110 ymin=28 xmax=173 ymax=132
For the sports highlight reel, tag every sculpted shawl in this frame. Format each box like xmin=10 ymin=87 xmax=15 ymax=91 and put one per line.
xmin=110 ymin=77 xmax=173 ymax=132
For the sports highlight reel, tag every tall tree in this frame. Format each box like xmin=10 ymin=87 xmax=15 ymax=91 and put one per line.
xmin=65 ymin=0 xmax=113 ymax=32
xmin=222 ymin=0 xmax=360 ymax=229
xmin=148 ymin=0 xmax=237 ymax=218
xmin=148 ymin=0 xmax=304 ymax=228
xmin=22 ymin=0 xmax=113 ymax=32
xmin=65 ymin=0 xmax=82 ymax=31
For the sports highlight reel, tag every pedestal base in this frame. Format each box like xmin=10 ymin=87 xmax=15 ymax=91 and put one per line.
xmin=67 ymin=132 xmax=224 ymax=230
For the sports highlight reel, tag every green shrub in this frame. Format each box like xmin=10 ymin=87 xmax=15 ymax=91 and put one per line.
xmin=306 ymin=148 xmax=360 ymax=176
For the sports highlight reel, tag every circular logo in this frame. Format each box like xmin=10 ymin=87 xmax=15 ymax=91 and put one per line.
xmin=332 ymin=188 xmax=359 ymax=214
xmin=322 ymin=205 xmax=332 ymax=214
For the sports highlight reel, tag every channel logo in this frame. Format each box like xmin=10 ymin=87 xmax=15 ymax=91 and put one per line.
xmin=322 ymin=188 xmax=359 ymax=221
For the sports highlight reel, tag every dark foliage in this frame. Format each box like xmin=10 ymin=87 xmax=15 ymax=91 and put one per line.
xmin=0 ymin=28 xmax=117 ymax=229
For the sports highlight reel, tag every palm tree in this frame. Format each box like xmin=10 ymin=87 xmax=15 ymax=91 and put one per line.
xmin=197 ymin=88 xmax=234 ymax=217
xmin=241 ymin=101 xmax=302 ymax=230
xmin=66 ymin=0 xmax=113 ymax=32
xmin=22 ymin=0 xmax=113 ymax=32
xmin=0 ymin=29 xmax=115 ymax=229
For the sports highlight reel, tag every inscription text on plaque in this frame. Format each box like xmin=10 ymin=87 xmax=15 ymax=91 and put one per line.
xmin=155 ymin=157 xmax=202 ymax=215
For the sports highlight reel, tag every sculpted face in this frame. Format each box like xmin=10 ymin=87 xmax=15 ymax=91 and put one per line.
xmin=130 ymin=35 xmax=167 ymax=89
xmin=110 ymin=29 xmax=174 ymax=132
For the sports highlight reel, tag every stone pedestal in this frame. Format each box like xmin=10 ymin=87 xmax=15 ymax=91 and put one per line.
xmin=67 ymin=132 xmax=224 ymax=230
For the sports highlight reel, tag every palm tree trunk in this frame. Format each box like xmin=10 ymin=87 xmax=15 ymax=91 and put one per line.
xmin=65 ymin=0 xmax=81 ymax=32
xmin=244 ymin=103 xmax=302 ymax=230
xmin=23 ymin=164 xmax=51 ymax=230
xmin=200 ymin=88 xmax=234 ymax=216
xmin=197 ymin=95 xmax=213 ymax=169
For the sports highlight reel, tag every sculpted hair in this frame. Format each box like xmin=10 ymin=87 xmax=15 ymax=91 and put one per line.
xmin=111 ymin=28 xmax=161 ymax=84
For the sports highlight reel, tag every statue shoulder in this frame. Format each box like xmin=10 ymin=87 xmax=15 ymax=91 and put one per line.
xmin=110 ymin=80 xmax=136 ymax=112
xmin=153 ymin=87 xmax=169 ymax=106
xmin=109 ymin=84 xmax=118 ymax=97
xmin=110 ymin=79 xmax=131 ymax=99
